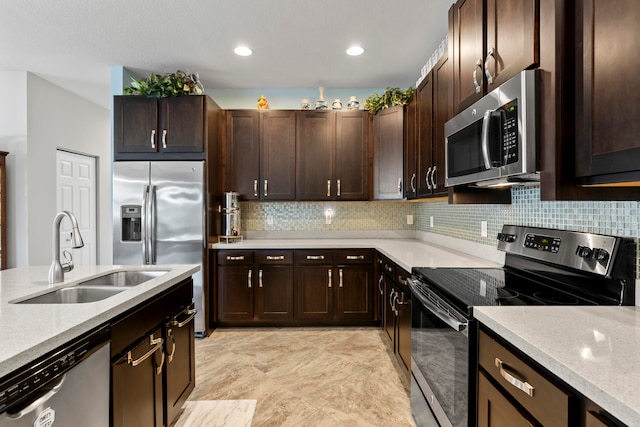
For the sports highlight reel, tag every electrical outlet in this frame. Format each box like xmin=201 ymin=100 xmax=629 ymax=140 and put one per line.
xmin=481 ymin=221 xmax=488 ymax=237
xmin=324 ymin=208 xmax=334 ymax=225
xmin=430 ymin=216 xmax=434 ymax=228
xmin=267 ymin=215 xmax=274 ymax=226
xmin=407 ymin=215 xmax=414 ymax=225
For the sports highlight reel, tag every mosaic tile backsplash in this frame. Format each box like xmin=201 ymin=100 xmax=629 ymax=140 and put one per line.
xmin=240 ymin=186 xmax=639 ymax=277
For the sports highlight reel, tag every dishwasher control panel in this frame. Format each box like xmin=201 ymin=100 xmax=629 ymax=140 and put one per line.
xmin=0 ymin=326 xmax=109 ymax=413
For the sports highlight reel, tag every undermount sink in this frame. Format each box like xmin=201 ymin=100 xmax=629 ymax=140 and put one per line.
xmin=77 ymin=269 xmax=169 ymax=287
xmin=15 ymin=269 xmax=170 ymax=304
xmin=17 ymin=286 xmax=127 ymax=304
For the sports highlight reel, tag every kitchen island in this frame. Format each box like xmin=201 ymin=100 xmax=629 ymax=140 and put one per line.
xmin=474 ymin=306 xmax=640 ymax=426
xmin=0 ymin=264 xmax=198 ymax=378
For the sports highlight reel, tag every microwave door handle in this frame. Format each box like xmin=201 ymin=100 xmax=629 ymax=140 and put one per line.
xmin=481 ymin=110 xmax=493 ymax=170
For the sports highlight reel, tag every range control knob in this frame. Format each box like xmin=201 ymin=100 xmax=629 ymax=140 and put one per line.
xmin=497 ymin=233 xmax=517 ymax=242
xmin=575 ymin=245 xmax=593 ymax=258
xmin=592 ymin=248 xmax=610 ymax=262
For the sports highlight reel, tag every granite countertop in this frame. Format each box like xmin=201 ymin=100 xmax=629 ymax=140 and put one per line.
xmin=210 ymin=238 xmax=503 ymax=272
xmin=0 ymin=264 xmax=199 ymax=379
xmin=474 ymin=306 xmax=640 ymax=426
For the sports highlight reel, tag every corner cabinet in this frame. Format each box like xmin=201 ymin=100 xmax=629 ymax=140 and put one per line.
xmin=296 ymin=110 xmax=370 ymax=201
xmin=114 ymin=95 xmax=218 ymax=161
xmin=373 ymin=106 xmax=405 ymax=200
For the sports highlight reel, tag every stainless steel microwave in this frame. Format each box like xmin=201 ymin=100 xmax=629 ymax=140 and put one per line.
xmin=445 ymin=69 xmax=538 ymax=187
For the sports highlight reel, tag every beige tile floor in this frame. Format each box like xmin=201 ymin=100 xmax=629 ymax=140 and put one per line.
xmin=188 ymin=327 xmax=415 ymax=426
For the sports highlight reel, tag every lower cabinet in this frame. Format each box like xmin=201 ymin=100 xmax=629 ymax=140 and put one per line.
xmin=111 ymin=278 xmax=194 ymax=427
xmin=380 ymin=253 xmax=411 ymax=375
xmin=477 ymin=326 xmax=625 ymax=427
xmin=216 ymin=249 xmax=374 ymax=326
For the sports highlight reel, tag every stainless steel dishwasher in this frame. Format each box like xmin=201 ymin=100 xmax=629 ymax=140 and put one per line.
xmin=0 ymin=326 xmax=110 ymax=426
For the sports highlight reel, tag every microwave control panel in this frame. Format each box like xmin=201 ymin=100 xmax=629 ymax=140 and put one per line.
xmin=500 ymin=100 xmax=519 ymax=164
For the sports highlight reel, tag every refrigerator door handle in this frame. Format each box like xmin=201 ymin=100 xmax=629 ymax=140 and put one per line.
xmin=142 ymin=185 xmax=150 ymax=264
xmin=149 ymin=185 xmax=157 ymax=264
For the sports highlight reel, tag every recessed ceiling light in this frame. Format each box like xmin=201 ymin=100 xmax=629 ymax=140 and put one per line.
xmin=346 ymin=46 xmax=364 ymax=56
xmin=234 ymin=46 xmax=253 ymax=56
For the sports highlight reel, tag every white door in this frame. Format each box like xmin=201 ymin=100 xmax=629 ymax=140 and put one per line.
xmin=56 ymin=150 xmax=97 ymax=265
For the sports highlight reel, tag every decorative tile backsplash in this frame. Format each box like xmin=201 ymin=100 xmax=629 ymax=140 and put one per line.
xmin=240 ymin=186 xmax=639 ymax=277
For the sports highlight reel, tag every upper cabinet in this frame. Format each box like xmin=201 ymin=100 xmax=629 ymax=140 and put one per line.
xmin=297 ymin=110 xmax=370 ymax=201
xmin=451 ymin=0 xmax=538 ymax=113
xmin=224 ymin=110 xmax=296 ymax=201
xmin=373 ymin=106 xmax=405 ymax=200
xmin=114 ymin=95 xmax=218 ymax=161
xmin=574 ymin=0 xmax=640 ymax=187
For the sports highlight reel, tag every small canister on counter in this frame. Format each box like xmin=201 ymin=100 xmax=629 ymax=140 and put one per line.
xmin=219 ymin=191 xmax=242 ymax=243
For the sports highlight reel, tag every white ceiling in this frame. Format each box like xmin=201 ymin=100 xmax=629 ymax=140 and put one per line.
xmin=0 ymin=0 xmax=453 ymax=109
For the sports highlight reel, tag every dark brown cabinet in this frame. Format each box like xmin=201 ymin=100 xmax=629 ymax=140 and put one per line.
xmin=373 ymin=106 xmax=405 ymax=200
xmin=111 ymin=278 xmax=194 ymax=427
xmin=297 ymin=111 xmax=370 ymax=201
xmin=574 ymin=1 xmax=640 ymax=187
xmin=224 ymin=110 xmax=296 ymax=200
xmin=451 ymin=0 xmax=538 ymax=113
xmin=477 ymin=371 xmax=537 ymax=426
xmin=114 ymin=95 xmax=216 ymax=160
xmin=379 ymin=253 xmax=411 ymax=375
xmin=215 ymin=249 xmax=374 ymax=326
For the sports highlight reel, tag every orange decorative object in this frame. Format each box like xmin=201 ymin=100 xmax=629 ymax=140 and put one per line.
xmin=257 ymin=94 xmax=269 ymax=110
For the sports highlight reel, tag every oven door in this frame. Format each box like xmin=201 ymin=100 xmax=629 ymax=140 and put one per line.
xmin=409 ymin=277 xmax=471 ymax=427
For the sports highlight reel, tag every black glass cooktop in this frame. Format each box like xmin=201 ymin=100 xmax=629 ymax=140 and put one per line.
xmin=411 ymin=266 xmax=623 ymax=317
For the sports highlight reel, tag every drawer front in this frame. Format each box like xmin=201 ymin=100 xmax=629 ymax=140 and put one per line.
xmin=335 ymin=249 xmax=373 ymax=265
xmin=294 ymin=250 xmax=334 ymax=265
xmin=217 ymin=250 xmax=254 ymax=265
xmin=478 ymin=329 xmax=573 ymax=427
xmin=255 ymin=250 xmax=293 ymax=265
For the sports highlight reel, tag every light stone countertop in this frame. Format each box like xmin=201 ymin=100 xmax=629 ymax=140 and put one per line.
xmin=0 ymin=264 xmax=199 ymax=379
xmin=474 ymin=306 xmax=640 ymax=426
xmin=210 ymin=237 xmax=503 ymax=272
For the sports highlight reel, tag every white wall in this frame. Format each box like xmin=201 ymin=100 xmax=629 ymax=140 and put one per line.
xmin=0 ymin=72 xmax=28 ymax=267
xmin=0 ymin=71 xmax=111 ymax=267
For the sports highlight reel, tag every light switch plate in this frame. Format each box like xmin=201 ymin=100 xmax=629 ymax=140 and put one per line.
xmin=481 ymin=221 xmax=488 ymax=237
xmin=407 ymin=215 xmax=414 ymax=225
xmin=430 ymin=216 xmax=434 ymax=228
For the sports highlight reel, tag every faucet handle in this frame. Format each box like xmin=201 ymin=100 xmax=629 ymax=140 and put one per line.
xmin=61 ymin=250 xmax=74 ymax=273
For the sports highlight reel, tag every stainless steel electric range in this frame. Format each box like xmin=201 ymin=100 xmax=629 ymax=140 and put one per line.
xmin=408 ymin=225 xmax=636 ymax=427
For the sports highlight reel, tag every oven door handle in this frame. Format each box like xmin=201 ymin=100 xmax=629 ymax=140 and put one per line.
xmin=409 ymin=279 xmax=467 ymax=334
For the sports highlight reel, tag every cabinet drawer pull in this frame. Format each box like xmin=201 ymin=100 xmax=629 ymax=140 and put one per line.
xmin=161 ymin=129 xmax=167 ymax=148
xmin=378 ymin=275 xmax=384 ymax=294
xmin=264 ymin=179 xmax=268 ymax=197
xmin=397 ymin=178 xmax=402 ymax=195
xmin=259 ymin=269 xmax=263 ymax=288
xmin=346 ymin=255 xmax=365 ymax=260
xmin=266 ymin=255 xmax=285 ymax=260
xmin=410 ymin=173 xmax=416 ymax=192
xmin=398 ymin=276 xmax=408 ymax=285
xmin=473 ymin=59 xmax=483 ymax=94
xmin=339 ymin=269 xmax=343 ymax=287
xmin=426 ymin=166 xmax=432 ymax=190
xmin=328 ymin=269 xmax=332 ymax=288
xmin=484 ymin=47 xmax=495 ymax=85
xmin=128 ymin=335 xmax=162 ymax=368
xmin=306 ymin=255 xmax=325 ymax=260
xmin=384 ymin=264 xmax=392 ymax=273
xmin=327 ymin=180 xmax=331 ymax=197
xmin=226 ymin=255 xmax=245 ymax=261
xmin=337 ymin=179 xmax=341 ymax=197
xmin=431 ymin=166 xmax=437 ymax=189
xmin=150 ymin=129 xmax=156 ymax=149
xmin=495 ymin=358 xmax=535 ymax=397
xmin=254 ymin=179 xmax=258 ymax=197
xmin=171 ymin=307 xmax=197 ymax=328
xmin=248 ymin=269 xmax=252 ymax=288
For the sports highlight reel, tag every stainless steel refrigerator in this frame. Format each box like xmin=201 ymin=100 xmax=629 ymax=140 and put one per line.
xmin=113 ymin=161 xmax=207 ymax=336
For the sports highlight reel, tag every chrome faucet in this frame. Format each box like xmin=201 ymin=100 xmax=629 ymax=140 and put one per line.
xmin=48 ymin=211 xmax=84 ymax=284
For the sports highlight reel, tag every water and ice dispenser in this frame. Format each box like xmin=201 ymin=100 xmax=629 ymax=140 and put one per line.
xmin=121 ymin=205 xmax=142 ymax=241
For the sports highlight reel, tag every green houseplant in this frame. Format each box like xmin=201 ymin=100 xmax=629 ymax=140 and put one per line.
xmin=124 ymin=70 xmax=204 ymax=97
xmin=364 ymin=87 xmax=414 ymax=115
